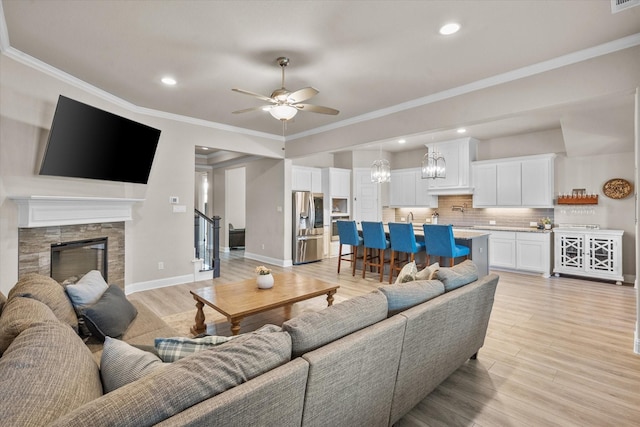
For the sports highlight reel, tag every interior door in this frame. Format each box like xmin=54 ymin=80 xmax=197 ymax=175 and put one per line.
xmin=353 ymin=168 xmax=380 ymax=224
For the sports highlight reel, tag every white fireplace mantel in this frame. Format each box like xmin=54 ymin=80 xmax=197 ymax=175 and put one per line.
xmin=10 ymin=196 xmax=145 ymax=228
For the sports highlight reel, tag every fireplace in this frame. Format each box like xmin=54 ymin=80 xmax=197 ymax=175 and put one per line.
xmin=18 ymin=222 xmax=124 ymax=287
xmin=51 ymin=237 xmax=108 ymax=284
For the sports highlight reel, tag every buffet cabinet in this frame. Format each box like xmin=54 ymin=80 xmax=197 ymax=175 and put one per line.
xmin=553 ymin=228 xmax=624 ymax=284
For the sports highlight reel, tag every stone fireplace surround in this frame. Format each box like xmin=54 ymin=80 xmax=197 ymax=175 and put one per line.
xmin=19 ymin=222 xmax=125 ymax=287
xmin=12 ymin=196 xmax=141 ymax=288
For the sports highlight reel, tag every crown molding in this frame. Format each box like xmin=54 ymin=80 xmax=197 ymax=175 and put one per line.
xmin=286 ymin=32 xmax=640 ymax=141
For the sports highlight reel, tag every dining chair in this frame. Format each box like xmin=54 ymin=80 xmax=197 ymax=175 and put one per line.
xmin=361 ymin=221 xmax=391 ymax=282
xmin=422 ymin=224 xmax=470 ymax=267
xmin=336 ymin=220 xmax=364 ymax=276
xmin=388 ymin=222 xmax=426 ymax=284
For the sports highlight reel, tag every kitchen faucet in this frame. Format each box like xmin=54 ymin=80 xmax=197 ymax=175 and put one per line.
xmin=408 ymin=211 xmax=414 ymax=223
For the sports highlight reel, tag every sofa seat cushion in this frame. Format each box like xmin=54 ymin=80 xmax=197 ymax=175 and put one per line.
xmin=283 ymin=290 xmax=388 ymax=357
xmin=435 ymin=259 xmax=479 ymax=291
xmin=7 ymin=273 xmax=78 ymax=332
xmin=80 ymin=284 xmax=138 ymax=341
xmin=378 ymin=280 xmax=445 ymax=316
xmin=0 ymin=296 xmax=61 ymax=354
xmin=50 ymin=329 xmax=292 ymax=427
xmin=0 ymin=321 xmax=103 ymax=426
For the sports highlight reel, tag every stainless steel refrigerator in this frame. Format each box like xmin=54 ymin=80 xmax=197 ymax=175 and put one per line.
xmin=292 ymin=191 xmax=325 ymax=264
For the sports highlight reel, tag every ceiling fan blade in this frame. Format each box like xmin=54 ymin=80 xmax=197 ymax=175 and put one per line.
xmin=294 ymin=103 xmax=340 ymax=115
xmin=232 ymin=106 xmax=267 ymax=114
xmin=287 ymin=87 xmax=319 ymax=103
xmin=231 ymin=88 xmax=273 ymax=102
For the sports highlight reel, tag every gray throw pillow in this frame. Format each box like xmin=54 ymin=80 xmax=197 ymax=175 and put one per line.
xmin=435 ymin=260 xmax=479 ymax=291
xmin=378 ymin=280 xmax=445 ymax=316
xmin=101 ymin=337 xmax=168 ymax=393
xmin=80 ymin=284 xmax=137 ymax=341
xmin=394 ymin=261 xmax=418 ymax=284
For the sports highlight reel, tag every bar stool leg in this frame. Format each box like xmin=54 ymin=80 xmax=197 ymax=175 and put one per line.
xmin=351 ymin=246 xmax=358 ymax=276
xmin=362 ymin=247 xmax=368 ymax=279
xmin=337 ymin=243 xmax=343 ymax=273
xmin=378 ymin=249 xmax=385 ymax=282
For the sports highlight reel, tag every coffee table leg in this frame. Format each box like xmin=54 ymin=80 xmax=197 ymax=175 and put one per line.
xmin=284 ymin=304 xmax=292 ymax=320
xmin=326 ymin=290 xmax=336 ymax=306
xmin=191 ymin=299 xmax=206 ymax=335
xmin=230 ymin=317 xmax=242 ymax=336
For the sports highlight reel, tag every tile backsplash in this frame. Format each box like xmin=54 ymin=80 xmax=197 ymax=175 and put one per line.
xmin=392 ymin=195 xmax=554 ymax=228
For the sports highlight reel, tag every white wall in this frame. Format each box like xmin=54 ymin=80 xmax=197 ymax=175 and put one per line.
xmin=0 ymin=55 xmax=283 ymax=294
xmin=225 ymin=167 xmax=246 ymax=229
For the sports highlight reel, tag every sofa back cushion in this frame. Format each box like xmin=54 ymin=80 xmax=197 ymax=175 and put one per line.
xmin=50 ymin=329 xmax=292 ymax=427
xmin=0 ymin=321 xmax=103 ymax=426
xmin=283 ymin=290 xmax=388 ymax=357
xmin=7 ymin=273 xmax=78 ymax=332
xmin=435 ymin=259 xmax=479 ymax=291
xmin=378 ymin=280 xmax=445 ymax=316
xmin=0 ymin=291 xmax=6 ymax=314
xmin=0 ymin=296 xmax=61 ymax=355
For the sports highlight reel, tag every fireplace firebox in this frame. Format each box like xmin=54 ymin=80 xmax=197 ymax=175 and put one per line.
xmin=51 ymin=237 xmax=108 ymax=284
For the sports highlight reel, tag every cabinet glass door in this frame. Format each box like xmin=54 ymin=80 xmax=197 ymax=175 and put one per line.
xmin=586 ymin=237 xmax=616 ymax=273
xmin=558 ymin=235 xmax=584 ymax=270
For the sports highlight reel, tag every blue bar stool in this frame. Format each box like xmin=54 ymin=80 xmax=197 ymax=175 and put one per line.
xmin=388 ymin=222 xmax=426 ymax=284
xmin=336 ymin=220 xmax=364 ymax=276
xmin=361 ymin=221 xmax=391 ymax=282
xmin=422 ymin=224 xmax=470 ymax=267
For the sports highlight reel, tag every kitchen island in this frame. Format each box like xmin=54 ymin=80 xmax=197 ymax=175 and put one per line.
xmin=413 ymin=225 xmax=490 ymax=277
xmin=356 ymin=224 xmax=491 ymax=277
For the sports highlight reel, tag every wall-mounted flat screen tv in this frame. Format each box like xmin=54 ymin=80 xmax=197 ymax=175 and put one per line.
xmin=39 ymin=95 xmax=161 ymax=184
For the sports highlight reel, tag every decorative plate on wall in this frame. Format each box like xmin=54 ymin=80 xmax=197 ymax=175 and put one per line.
xmin=602 ymin=178 xmax=633 ymax=199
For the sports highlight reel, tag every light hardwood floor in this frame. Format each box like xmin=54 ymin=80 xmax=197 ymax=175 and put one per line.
xmin=129 ymin=251 xmax=640 ymax=427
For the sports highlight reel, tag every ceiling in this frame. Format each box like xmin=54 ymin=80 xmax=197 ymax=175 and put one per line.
xmin=2 ymin=1 xmax=640 ymax=160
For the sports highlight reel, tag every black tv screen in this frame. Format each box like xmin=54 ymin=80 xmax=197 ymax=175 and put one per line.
xmin=39 ymin=95 xmax=161 ymax=184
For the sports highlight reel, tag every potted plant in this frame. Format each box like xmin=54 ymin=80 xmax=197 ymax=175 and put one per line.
xmin=255 ymin=265 xmax=274 ymax=289
xmin=541 ymin=217 xmax=552 ymax=230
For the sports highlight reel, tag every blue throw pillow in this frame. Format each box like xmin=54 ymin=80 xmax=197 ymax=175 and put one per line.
xmin=80 ymin=284 xmax=137 ymax=341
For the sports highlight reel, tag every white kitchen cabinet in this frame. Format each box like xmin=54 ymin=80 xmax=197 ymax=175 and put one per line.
xmin=553 ymin=228 xmax=623 ymax=284
xmin=496 ymin=161 xmax=522 ymax=205
xmin=472 ymin=154 xmax=555 ymax=208
xmin=489 ymin=230 xmax=551 ymax=277
xmin=489 ymin=231 xmax=517 ymax=269
xmin=327 ymin=168 xmax=351 ymax=198
xmin=426 ymin=137 xmax=478 ymax=195
xmin=389 ymin=168 xmax=437 ymax=207
xmin=292 ymin=166 xmax=322 ymax=193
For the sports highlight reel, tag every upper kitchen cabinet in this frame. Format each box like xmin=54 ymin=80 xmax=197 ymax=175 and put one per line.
xmin=389 ymin=168 xmax=438 ymax=207
xmin=292 ymin=166 xmax=322 ymax=193
xmin=324 ymin=167 xmax=351 ymax=198
xmin=426 ymin=137 xmax=478 ymax=195
xmin=323 ymin=167 xmax=352 ymax=215
xmin=472 ymin=153 xmax=556 ymax=208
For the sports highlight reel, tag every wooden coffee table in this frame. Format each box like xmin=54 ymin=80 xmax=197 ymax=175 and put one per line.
xmin=190 ymin=272 xmax=339 ymax=336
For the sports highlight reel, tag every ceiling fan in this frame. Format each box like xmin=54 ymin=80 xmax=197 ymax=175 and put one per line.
xmin=232 ymin=57 xmax=339 ymax=121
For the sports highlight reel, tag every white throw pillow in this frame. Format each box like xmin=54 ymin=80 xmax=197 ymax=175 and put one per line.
xmin=415 ymin=262 xmax=440 ymax=280
xmin=394 ymin=261 xmax=418 ymax=284
xmin=65 ymin=270 xmax=108 ymax=308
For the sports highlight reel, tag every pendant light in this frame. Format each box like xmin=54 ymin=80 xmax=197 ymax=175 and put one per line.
xmin=371 ymin=145 xmax=390 ymax=183
xmin=421 ymin=147 xmax=446 ymax=179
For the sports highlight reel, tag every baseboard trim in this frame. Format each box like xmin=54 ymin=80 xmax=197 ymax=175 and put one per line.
xmin=243 ymin=252 xmax=292 ymax=268
xmin=126 ymin=274 xmax=194 ymax=295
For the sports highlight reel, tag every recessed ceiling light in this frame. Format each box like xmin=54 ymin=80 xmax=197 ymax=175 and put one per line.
xmin=161 ymin=77 xmax=177 ymax=86
xmin=398 ymin=139 xmax=406 ymax=144
xmin=457 ymin=128 xmax=467 ymax=134
xmin=201 ymin=147 xmax=209 ymax=150
xmin=439 ymin=22 xmax=460 ymax=36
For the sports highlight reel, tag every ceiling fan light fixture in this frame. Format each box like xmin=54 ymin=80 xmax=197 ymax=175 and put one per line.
xmin=269 ymin=104 xmax=298 ymax=121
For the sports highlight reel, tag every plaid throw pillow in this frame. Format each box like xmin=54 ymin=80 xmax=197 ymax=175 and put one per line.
xmin=154 ymin=335 xmax=234 ymax=362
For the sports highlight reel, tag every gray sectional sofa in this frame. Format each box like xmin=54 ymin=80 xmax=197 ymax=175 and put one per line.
xmin=0 ymin=263 xmax=499 ymax=426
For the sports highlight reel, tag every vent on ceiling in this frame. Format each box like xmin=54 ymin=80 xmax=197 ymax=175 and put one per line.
xmin=611 ymin=0 xmax=640 ymax=13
